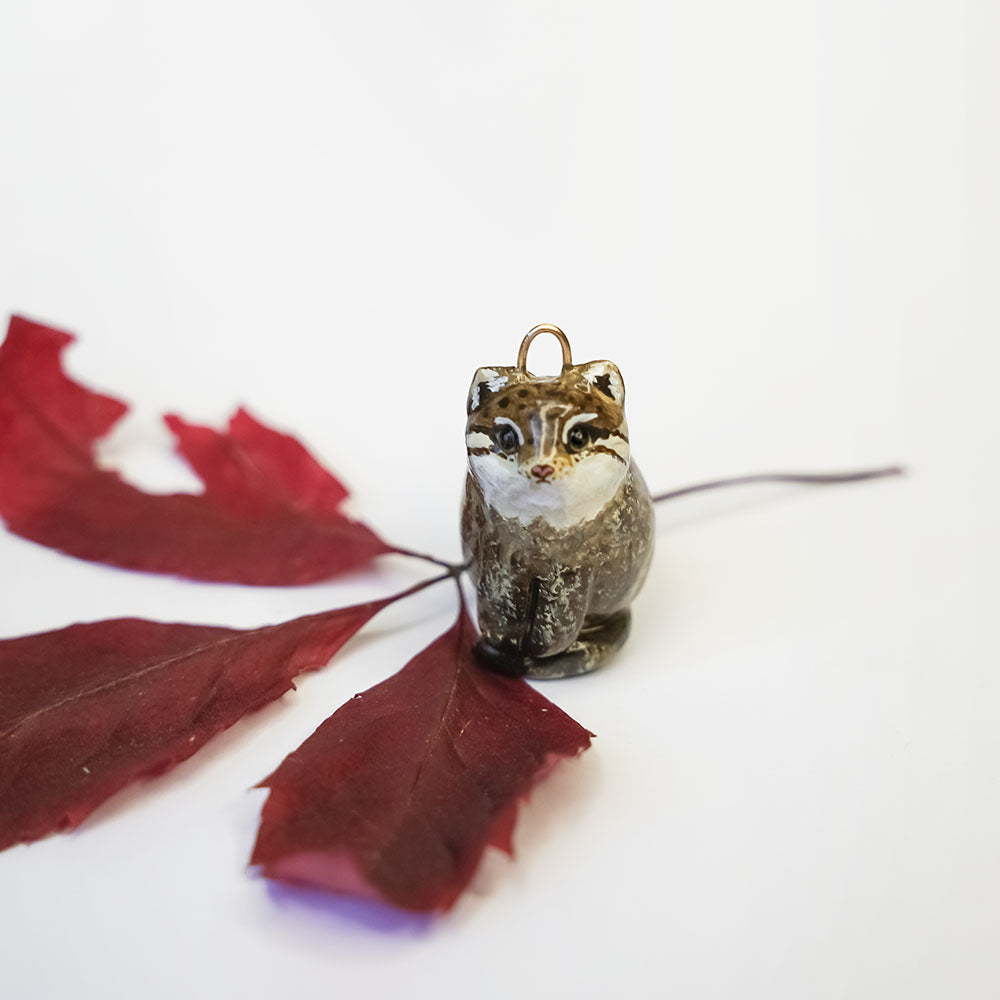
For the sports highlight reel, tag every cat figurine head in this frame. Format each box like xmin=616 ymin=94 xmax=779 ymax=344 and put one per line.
xmin=465 ymin=325 xmax=630 ymax=530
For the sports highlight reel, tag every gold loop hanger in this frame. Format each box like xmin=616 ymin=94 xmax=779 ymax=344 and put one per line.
xmin=517 ymin=323 xmax=573 ymax=373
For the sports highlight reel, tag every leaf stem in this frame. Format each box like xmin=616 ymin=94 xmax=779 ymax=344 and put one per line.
xmin=378 ymin=568 xmax=458 ymax=603
xmin=651 ymin=465 xmax=905 ymax=505
xmin=388 ymin=545 xmax=468 ymax=577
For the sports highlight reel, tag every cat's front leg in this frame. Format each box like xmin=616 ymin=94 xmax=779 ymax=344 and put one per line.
xmin=473 ymin=563 xmax=591 ymax=677
xmin=518 ymin=565 xmax=591 ymax=658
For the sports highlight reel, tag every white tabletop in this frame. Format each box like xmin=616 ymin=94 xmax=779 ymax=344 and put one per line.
xmin=1 ymin=2 xmax=996 ymax=998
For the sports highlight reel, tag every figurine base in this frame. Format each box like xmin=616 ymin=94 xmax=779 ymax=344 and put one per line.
xmin=474 ymin=610 xmax=632 ymax=680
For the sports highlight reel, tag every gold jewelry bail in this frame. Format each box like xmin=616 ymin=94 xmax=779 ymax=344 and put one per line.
xmin=517 ymin=323 xmax=573 ymax=373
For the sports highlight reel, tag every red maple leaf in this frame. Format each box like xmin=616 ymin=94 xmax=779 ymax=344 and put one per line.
xmin=251 ymin=603 xmax=593 ymax=911
xmin=0 ymin=315 xmax=392 ymax=584
xmin=0 ymin=314 xmax=597 ymax=913
xmin=0 ymin=579 xmax=442 ymax=853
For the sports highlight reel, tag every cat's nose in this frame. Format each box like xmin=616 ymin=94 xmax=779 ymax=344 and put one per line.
xmin=530 ymin=464 xmax=554 ymax=482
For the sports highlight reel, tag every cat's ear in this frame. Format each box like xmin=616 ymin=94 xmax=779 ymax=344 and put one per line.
xmin=467 ymin=366 xmax=522 ymax=414
xmin=578 ymin=360 xmax=625 ymax=406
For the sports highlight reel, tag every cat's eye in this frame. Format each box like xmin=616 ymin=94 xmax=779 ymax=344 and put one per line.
xmin=567 ymin=425 xmax=591 ymax=452
xmin=494 ymin=425 xmax=520 ymax=454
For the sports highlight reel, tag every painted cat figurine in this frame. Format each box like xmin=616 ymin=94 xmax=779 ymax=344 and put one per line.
xmin=461 ymin=325 xmax=655 ymax=678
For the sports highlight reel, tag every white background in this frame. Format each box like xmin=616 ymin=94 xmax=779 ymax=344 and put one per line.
xmin=0 ymin=2 xmax=996 ymax=998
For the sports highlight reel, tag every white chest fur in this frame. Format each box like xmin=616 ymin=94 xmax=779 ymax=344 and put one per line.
xmin=469 ymin=452 xmax=627 ymax=530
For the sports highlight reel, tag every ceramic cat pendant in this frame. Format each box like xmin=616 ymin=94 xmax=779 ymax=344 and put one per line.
xmin=461 ymin=324 xmax=655 ymax=678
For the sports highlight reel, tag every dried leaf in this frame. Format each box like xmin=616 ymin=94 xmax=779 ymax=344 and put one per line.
xmin=251 ymin=604 xmax=594 ymax=912
xmin=0 ymin=315 xmax=391 ymax=584
xmin=0 ymin=583 xmax=436 ymax=852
